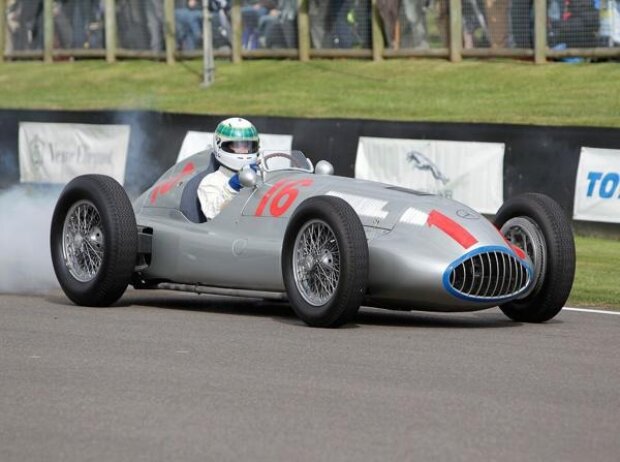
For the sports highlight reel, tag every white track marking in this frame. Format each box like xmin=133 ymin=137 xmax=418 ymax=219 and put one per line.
xmin=564 ymin=307 xmax=620 ymax=316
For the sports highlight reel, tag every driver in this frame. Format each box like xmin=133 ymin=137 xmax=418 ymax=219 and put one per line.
xmin=197 ymin=117 xmax=260 ymax=220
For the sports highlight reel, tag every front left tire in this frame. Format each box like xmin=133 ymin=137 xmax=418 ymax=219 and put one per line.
xmin=282 ymin=196 xmax=369 ymax=327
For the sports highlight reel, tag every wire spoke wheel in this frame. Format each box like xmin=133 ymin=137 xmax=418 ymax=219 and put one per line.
xmin=282 ymin=196 xmax=368 ymax=327
xmin=292 ymin=219 xmax=341 ymax=306
xmin=62 ymin=200 xmax=104 ymax=282
xmin=51 ymin=175 xmax=137 ymax=307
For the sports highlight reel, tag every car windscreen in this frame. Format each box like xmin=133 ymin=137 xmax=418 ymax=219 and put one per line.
xmin=259 ymin=150 xmax=313 ymax=173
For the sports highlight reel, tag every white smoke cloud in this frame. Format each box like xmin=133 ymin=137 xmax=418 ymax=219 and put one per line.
xmin=0 ymin=185 xmax=62 ymax=294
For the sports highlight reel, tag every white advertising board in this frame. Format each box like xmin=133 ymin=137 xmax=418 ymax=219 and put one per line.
xmin=355 ymin=137 xmax=505 ymax=214
xmin=177 ymin=131 xmax=293 ymax=163
xmin=573 ymin=147 xmax=620 ymax=223
xmin=19 ymin=122 xmax=130 ymax=184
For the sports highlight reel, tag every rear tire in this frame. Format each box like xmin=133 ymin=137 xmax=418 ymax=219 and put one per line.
xmin=494 ymin=193 xmax=575 ymax=322
xmin=50 ymin=175 xmax=137 ymax=306
xmin=282 ymin=196 xmax=368 ymax=327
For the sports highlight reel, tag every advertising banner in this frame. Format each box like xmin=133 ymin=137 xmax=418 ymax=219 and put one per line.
xmin=19 ymin=122 xmax=130 ymax=184
xmin=573 ymin=147 xmax=620 ymax=223
xmin=177 ymin=131 xmax=293 ymax=163
xmin=355 ymin=137 xmax=504 ymax=214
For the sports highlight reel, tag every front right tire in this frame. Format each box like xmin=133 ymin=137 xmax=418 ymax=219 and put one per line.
xmin=494 ymin=193 xmax=575 ymax=322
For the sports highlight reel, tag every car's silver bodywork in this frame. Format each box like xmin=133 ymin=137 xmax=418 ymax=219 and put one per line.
xmin=132 ymin=150 xmax=533 ymax=313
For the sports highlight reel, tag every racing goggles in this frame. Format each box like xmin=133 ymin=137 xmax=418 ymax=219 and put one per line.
xmin=221 ymin=140 xmax=259 ymax=154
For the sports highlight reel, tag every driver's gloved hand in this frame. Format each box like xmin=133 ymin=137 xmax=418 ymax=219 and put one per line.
xmin=249 ymin=163 xmax=259 ymax=172
xmin=228 ymin=173 xmax=242 ymax=192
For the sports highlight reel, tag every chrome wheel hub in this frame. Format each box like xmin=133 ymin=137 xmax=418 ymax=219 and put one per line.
xmin=501 ymin=217 xmax=546 ymax=298
xmin=292 ymin=220 xmax=340 ymax=307
xmin=62 ymin=200 xmax=104 ymax=282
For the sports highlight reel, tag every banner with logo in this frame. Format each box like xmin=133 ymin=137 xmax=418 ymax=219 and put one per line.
xmin=19 ymin=122 xmax=130 ymax=184
xmin=355 ymin=137 xmax=504 ymax=214
xmin=573 ymin=147 xmax=620 ymax=223
xmin=177 ymin=131 xmax=293 ymax=163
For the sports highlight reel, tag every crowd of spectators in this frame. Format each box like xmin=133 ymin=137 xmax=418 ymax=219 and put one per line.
xmin=3 ymin=0 xmax=619 ymax=54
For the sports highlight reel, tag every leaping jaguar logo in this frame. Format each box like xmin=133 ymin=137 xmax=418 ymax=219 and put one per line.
xmin=406 ymin=151 xmax=449 ymax=185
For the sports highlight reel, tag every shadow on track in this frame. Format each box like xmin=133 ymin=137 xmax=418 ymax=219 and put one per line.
xmin=47 ymin=290 xmax=520 ymax=330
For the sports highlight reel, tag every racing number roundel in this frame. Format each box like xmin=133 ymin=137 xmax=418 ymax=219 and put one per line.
xmin=255 ymin=179 xmax=313 ymax=217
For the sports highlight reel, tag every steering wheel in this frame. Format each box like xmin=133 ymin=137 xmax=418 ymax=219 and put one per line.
xmin=262 ymin=152 xmax=297 ymax=164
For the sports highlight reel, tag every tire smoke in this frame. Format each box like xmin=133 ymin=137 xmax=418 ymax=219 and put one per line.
xmin=0 ymin=185 xmax=62 ymax=294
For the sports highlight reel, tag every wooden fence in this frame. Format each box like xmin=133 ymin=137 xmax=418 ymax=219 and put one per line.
xmin=1 ymin=0 xmax=618 ymax=65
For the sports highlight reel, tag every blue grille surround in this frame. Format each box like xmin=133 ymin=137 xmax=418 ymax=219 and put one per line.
xmin=443 ymin=246 xmax=533 ymax=303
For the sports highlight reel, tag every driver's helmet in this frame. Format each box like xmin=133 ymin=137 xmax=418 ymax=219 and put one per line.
xmin=213 ymin=117 xmax=260 ymax=171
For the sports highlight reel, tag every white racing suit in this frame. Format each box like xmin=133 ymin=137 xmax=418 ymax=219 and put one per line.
xmin=197 ymin=165 xmax=238 ymax=220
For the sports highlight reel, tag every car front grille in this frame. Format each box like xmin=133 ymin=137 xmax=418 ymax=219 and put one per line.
xmin=447 ymin=250 xmax=530 ymax=301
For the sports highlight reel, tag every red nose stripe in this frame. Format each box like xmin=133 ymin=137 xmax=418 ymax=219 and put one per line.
xmin=426 ymin=210 xmax=478 ymax=249
xmin=510 ymin=244 xmax=526 ymax=260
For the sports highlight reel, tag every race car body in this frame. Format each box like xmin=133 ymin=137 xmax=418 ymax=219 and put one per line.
xmin=51 ymin=150 xmax=575 ymax=327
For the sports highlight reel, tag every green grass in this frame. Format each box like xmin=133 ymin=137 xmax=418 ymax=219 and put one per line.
xmin=570 ymin=236 xmax=620 ymax=310
xmin=1 ymin=59 xmax=620 ymax=127
xmin=1 ymin=58 xmax=619 ymax=309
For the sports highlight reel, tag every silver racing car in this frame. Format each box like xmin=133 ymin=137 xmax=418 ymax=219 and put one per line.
xmin=51 ymin=150 xmax=575 ymax=327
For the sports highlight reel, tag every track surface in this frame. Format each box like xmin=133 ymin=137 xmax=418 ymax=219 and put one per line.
xmin=1 ymin=290 xmax=619 ymax=462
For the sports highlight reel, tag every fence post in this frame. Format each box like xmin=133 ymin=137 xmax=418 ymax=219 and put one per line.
xmin=534 ymin=0 xmax=547 ymax=64
xmin=43 ymin=0 xmax=53 ymax=63
xmin=164 ymin=0 xmax=176 ymax=64
xmin=0 ymin=0 xmax=6 ymax=62
xmin=105 ymin=0 xmax=116 ymax=63
xmin=232 ymin=0 xmax=242 ymax=63
xmin=449 ymin=0 xmax=462 ymax=62
xmin=371 ymin=0 xmax=384 ymax=61
xmin=203 ymin=1 xmax=214 ymax=86
xmin=297 ymin=0 xmax=310 ymax=61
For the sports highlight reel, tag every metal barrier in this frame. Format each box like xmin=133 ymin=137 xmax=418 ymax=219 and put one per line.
xmin=1 ymin=0 xmax=619 ymax=64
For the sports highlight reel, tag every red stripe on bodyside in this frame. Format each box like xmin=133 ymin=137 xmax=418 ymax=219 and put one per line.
xmin=150 ymin=162 xmax=195 ymax=204
xmin=426 ymin=210 xmax=478 ymax=249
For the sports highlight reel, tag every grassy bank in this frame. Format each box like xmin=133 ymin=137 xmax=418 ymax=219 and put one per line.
xmin=570 ymin=236 xmax=620 ymax=309
xmin=1 ymin=59 xmax=620 ymax=127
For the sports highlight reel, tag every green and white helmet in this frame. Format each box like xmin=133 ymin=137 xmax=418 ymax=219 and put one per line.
xmin=214 ymin=117 xmax=260 ymax=171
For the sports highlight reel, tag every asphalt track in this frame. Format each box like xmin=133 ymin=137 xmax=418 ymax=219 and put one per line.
xmin=1 ymin=290 xmax=619 ymax=462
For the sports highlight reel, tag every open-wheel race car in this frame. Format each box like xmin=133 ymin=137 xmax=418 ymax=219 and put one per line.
xmin=50 ymin=149 xmax=576 ymax=327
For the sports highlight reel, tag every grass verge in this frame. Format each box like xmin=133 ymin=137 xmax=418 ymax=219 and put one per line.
xmin=1 ymin=59 xmax=620 ymax=127
xmin=569 ymin=236 xmax=620 ymax=310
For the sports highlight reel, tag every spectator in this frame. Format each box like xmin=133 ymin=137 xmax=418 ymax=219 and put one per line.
xmin=262 ymin=0 xmax=297 ymax=48
xmin=117 ymin=0 xmax=150 ymax=50
xmin=60 ymin=0 xmax=102 ymax=49
xmin=326 ymin=0 xmax=369 ymax=48
xmin=511 ymin=0 xmax=532 ymax=48
xmin=378 ymin=0 xmax=400 ymax=49
xmin=145 ymin=0 xmax=164 ymax=52
xmin=549 ymin=0 xmax=600 ymax=48
xmin=309 ymin=0 xmax=330 ymax=48
xmin=52 ymin=1 xmax=73 ymax=49
xmin=10 ymin=0 xmax=44 ymax=51
xmin=241 ymin=0 xmax=276 ymax=49
xmin=6 ymin=0 xmax=20 ymax=52
xmin=402 ymin=0 xmax=428 ymax=48
xmin=484 ymin=0 xmax=509 ymax=47
xmin=176 ymin=0 xmax=203 ymax=50
xmin=209 ymin=0 xmax=232 ymax=47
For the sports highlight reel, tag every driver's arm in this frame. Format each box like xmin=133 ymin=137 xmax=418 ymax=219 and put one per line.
xmin=197 ymin=171 xmax=237 ymax=220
